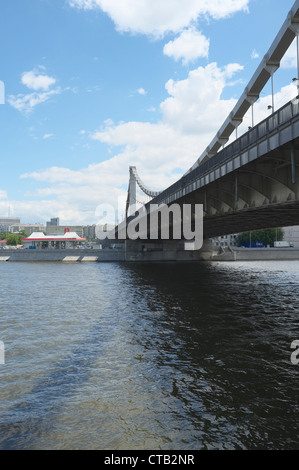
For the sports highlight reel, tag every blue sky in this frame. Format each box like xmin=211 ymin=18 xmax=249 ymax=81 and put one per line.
xmin=0 ymin=0 xmax=298 ymax=224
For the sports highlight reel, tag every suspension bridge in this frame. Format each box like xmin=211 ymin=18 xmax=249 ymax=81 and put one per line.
xmin=120 ymin=0 xmax=299 ymax=260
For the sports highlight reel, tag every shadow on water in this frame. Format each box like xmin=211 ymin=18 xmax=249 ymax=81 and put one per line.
xmin=0 ymin=318 xmax=114 ymax=450
xmin=0 ymin=262 xmax=127 ymax=450
xmin=117 ymin=261 xmax=299 ymax=449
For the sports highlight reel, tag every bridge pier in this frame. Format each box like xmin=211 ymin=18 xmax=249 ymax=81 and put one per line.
xmin=124 ymin=239 xmax=214 ymax=262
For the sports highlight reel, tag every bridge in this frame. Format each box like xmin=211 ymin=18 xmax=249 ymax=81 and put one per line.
xmin=119 ymin=0 xmax=299 ymax=260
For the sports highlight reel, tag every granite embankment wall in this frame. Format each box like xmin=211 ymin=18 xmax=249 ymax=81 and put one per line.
xmin=0 ymin=240 xmax=213 ymax=263
xmin=0 ymin=248 xmax=210 ymax=262
xmin=212 ymin=248 xmax=299 ymax=261
xmin=0 ymin=249 xmax=125 ymax=262
xmin=1 ymin=247 xmax=299 ymax=263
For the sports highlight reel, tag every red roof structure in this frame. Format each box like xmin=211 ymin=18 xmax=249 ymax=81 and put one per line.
xmin=21 ymin=232 xmax=86 ymax=242
xmin=21 ymin=232 xmax=86 ymax=249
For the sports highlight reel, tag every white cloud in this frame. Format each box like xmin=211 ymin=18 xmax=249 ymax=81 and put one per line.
xmin=43 ymin=133 xmax=54 ymax=139
xmin=251 ymin=49 xmax=259 ymax=59
xmin=8 ymin=89 xmax=61 ymax=114
xmin=0 ymin=198 xmax=91 ymax=226
xmin=0 ymin=190 xmax=8 ymax=200
xmin=19 ymin=164 xmax=129 ymax=224
xmin=163 ymin=28 xmax=210 ymax=65
xmin=161 ymin=62 xmax=243 ymax=134
xmin=281 ymin=39 xmax=297 ymax=70
xmin=8 ymin=67 xmax=60 ymax=114
xmin=21 ymin=69 xmax=56 ymax=91
xmin=68 ymin=0 xmax=250 ymax=37
xmin=137 ymin=88 xmax=147 ymax=95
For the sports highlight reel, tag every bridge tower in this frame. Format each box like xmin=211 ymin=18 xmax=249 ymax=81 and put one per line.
xmin=126 ymin=166 xmax=161 ymax=218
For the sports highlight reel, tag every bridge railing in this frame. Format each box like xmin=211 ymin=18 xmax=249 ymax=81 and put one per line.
xmin=152 ymin=96 xmax=299 ymax=205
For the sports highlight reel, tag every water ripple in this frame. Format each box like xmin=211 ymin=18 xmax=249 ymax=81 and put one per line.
xmin=0 ymin=260 xmax=298 ymax=449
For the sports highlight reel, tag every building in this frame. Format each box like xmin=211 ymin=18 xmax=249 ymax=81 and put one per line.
xmin=0 ymin=240 xmax=7 ymax=249
xmin=45 ymin=225 xmax=84 ymax=238
xmin=46 ymin=218 xmax=59 ymax=227
xmin=10 ymin=223 xmax=46 ymax=234
xmin=21 ymin=232 xmax=86 ymax=250
xmin=0 ymin=218 xmax=21 ymax=232
xmin=212 ymin=234 xmax=238 ymax=248
xmin=213 ymin=227 xmax=299 ymax=248
xmin=283 ymin=226 xmax=299 ymax=248
xmin=83 ymin=225 xmax=96 ymax=240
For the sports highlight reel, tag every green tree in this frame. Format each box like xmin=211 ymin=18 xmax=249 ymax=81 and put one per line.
xmin=19 ymin=230 xmax=30 ymax=238
xmin=6 ymin=234 xmax=20 ymax=246
xmin=0 ymin=231 xmax=8 ymax=240
xmin=236 ymin=228 xmax=284 ymax=247
xmin=5 ymin=231 xmax=29 ymax=246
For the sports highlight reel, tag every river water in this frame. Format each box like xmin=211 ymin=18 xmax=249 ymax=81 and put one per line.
xmin=0 ymin=260 xmax=298 ymax=450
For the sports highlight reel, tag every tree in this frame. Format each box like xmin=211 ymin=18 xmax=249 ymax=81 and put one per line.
xmin=6 ymin=234 xmax=20 ymax=246
xmin=0 ymin=231 xmax=8 ymax=240
xmin=236 ymin=228 xmax=284 ymax=247
xmin=5 ymin=231 xmax=29 ymax=246
xmin=19 ymin=230 xmax=30 ymax=238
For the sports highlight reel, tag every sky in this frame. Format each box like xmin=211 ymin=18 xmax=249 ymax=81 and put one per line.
xmin=0 ymin=0 xmax=299 ymax=225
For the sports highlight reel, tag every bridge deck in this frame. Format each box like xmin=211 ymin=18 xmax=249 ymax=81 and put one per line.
xmin=152 ymin=97 xmax=299 ymax=208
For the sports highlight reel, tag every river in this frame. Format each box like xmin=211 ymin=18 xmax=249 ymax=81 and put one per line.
xmin=0 ymin=260 xmax=298 ymax=450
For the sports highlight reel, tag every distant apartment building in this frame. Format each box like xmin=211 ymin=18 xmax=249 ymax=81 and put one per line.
xmin=83 ymin=225 xmax=96 ymax=240
xmin=283 ymin=226 xmax=299 ymax=248
xmin=82 ymin=224 xmax=116 ymax=241
xmin=213 ymin=227 xmax=299 ymax=248
xmin=212 ymin=234 xmax=238 ymax=248
xmin=46 ymin=225 xmax=84 ymax=238
xmin=10 ymin=223 xmax=46 ymax=234
xmin=0 ymin=217 xmax=21 ymax=232
xmin=46 ymin=217 xmax=60 ymax=227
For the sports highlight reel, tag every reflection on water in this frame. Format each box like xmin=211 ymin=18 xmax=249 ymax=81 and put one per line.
xmin=0 ymin=260 xmax=298 ymax=449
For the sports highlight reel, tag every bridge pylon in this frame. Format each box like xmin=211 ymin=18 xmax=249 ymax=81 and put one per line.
xmin=126 ymin=166 xmax=162 ymax=218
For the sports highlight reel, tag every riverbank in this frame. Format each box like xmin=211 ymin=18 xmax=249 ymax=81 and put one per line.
xmin=1 ymin=246 xmax=299 ymax=262
xmin=0 ymin=248 xmax=125 ymax=262
xmin=0 ymin=247 xmax=208 ymax=262
xmin=212 ymin=247 xmax=299 ymax=261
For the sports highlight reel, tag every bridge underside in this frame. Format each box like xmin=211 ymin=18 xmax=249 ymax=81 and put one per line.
xmin=183 ymin=138 xmax=299 ymax=239
xmin=121 ymin=138 xmax=299 ymax=242
xmin=126 ymin=140 xmax=299 ymax=241
xmin=202 ymin=200 xmax=299 ymax=239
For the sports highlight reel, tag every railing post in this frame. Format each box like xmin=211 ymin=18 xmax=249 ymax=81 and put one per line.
xmin=235 ymin=174 xmax=239 ymax=202
xmin=204 ymin=190 xmax=208 ymax=213
xmin=291 ymin=143 xmax=296 ymax=185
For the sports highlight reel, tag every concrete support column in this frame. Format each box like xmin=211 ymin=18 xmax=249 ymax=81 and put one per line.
xmin=291 ymin=143 xmax=297 ymax=185
xmin=125 ymin=238 xmax=214 ymax=261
